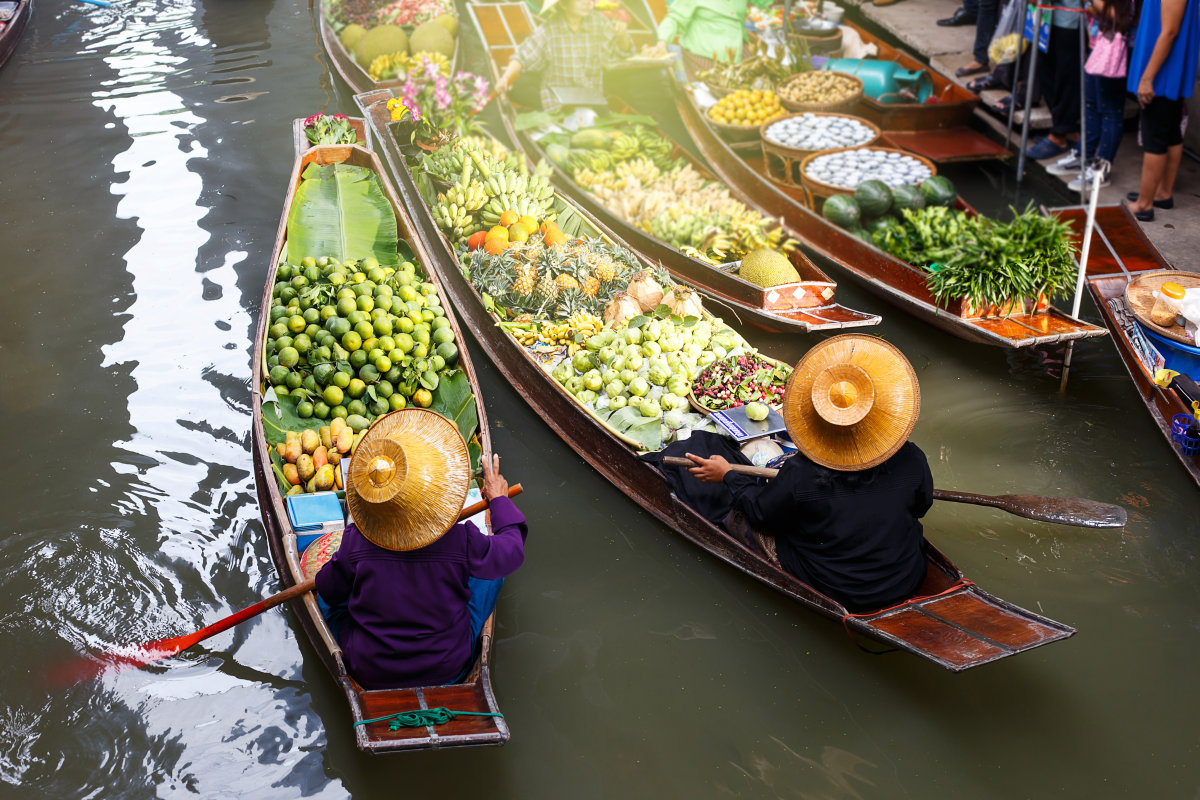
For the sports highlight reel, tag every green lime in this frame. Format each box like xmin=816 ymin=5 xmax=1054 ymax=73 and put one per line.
xmin=376 ymin=380 xmax=394 ymax=399
xmin=359 ymin=364 xmax=381 ymax=384
xmin=320 ymin=304 xmax=339 ymax=322
xmin=398 ymin=285 xmax=418 ymax=302
xmin=396 ymin=316 xmax=415 ymax=334
xmin=317 ymin=256 xmax=332 ymax=268
xmin=297 ymin=401 xmax=315 ymax=419
xmin=279 ymin=287 xmax=297 ymax=304
xmin=270 ymin=305 xmax=288 ymax=321
xmin=312 ymin=344 xmax=332 ymax=362
xmin=269 ymin=322 xmax=289 ymax=340
xmin=287 ymin=315 xmax=307 ymax=334
xmin=314 ymin=363 xmax=336 ymax=385
xmin=332 ymin=370 xmax=352 ymax=389
xmin=293 ymin=333 xmax=312 ymax=354
xmin=378 ymin=335 xmax=396 ymax=353
xmin=349 ymin=349 xmax=369 ymax=370
xmin=300 ymin=257 xmax=316 ymax=270
xmin=393 ymin=333 xmax=414 ymax=354
xmin=374 ymin=295 xmax=394 ymax=313
xmin=412 ymin=325 xmax=431 ymax=346
xmin=303 ymin=266 xmax=321 ymax=284
xmin=336 ymin=296 xmax=358 ymax=317
xmin=431 ymin=316 xmax=451 ymax=331
xmin=367 ymin=347 xmax=384 ymax=363
xmin=368 ymin=398 xmax=389 ymax=416
xmin=314 ymin=401 xmax=331 ymax=419
xmin=278 ymin=347 xmax=300 ymax=368
xmin=412 ymin=342 xmax=428 ymax=359
xmin=436 ymin=342 xmax=458 ymax=366
xmin=352 ymin=321 xmax=374 ymax=342
xmin=302 ymin=307 xmax=321 ymax=325
xmin=341 ymin=331 xmax=362 ymax=352
xmin=285 ymin=371 xmax=303 ymax=390
xmin=347 ymin=378 xmax=367 ymax=399
xmin=374 ymin=356 xmax=392 ymax=374
xmin=331 ymin=404 xmax=348 ymax=419
xmin=336 ymin=287 xmax=356 ymax=301
xmin=432 ymin=326 xmax=455 ymax=346
xmin=429 ymin=355 xmax=445 ymax=372
xmin=302 ymin=375 xmax=318 ymax=393
xmin=267 ymin=355 xmax=280 ymax=370
xmin=323 ymin=385 xmax=344 ymax=407
xmin=291 ymin=275 xmax=310 ymax=290
xmin=354 ymin=281 xmax=376 ymax=297
xmin=268 ymin=365 xmax=289 ymax=385
xmin=327 ymin=317 xmax=351 ymax=338
xmin=361 ymin=337 xmax=378 ymax=354
xmin=368 ymin=267 xmax=387 ymax=283
xmin=388 ymin=393 xmax=407 ymax=411
xmin=357 ymin=295 xmax=375 ymax=313
xmin=420 ymin=309 xmax=435 ymax=323
xmin=277 ymin=264 xmax=294 ymax=281
xmin=346 ymin=310 xmax=367 ymax=326
xmin=372 ymin=316 xmax=394 ymax=337
xmin=276 ymin=336 xmax=294 ymax=351
xmin=274 ymin=385 xmax=290 ymax=397
xmin=346 ymin=399 xmax=367 ymax=417
xmin=420 ymin=282 xmax=437 ymax=296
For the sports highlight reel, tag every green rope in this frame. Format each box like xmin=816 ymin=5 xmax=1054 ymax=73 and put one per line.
xmin=354 ymin=707 xmax=504 ymax=732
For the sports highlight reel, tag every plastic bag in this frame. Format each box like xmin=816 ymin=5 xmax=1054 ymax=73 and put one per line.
xmin=988 ymin=0 xmax=1026 ymax=65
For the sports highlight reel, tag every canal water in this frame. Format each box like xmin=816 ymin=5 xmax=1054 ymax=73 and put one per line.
xmin=2 ymin=1 xmax=1198 ymax=797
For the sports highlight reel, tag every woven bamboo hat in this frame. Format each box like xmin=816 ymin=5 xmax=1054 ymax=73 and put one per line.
xmin=345 ymin=408 xmax=471 ymax=551
xmin=781 ymin=334 xmax=920 ymax=471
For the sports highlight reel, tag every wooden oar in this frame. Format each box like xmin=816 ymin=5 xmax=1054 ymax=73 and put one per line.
xmin=661 ymin=457 xmax=1127 ymax=528
xmin=62 ymin=484 xmax=523 ymax=681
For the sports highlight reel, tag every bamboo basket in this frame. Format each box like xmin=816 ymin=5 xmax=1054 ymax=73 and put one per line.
xmin=777 ymin=71 xmax=863 ymax=114
xmin=787 ymin=28 xmax=843 ymax=57
xmin=705 ymin=106 xmax=784 ymax=142
xmin=798 ymin=145 xmax=937 ymax=207
xmin=760 ymin=112 xmax=881 ymax=187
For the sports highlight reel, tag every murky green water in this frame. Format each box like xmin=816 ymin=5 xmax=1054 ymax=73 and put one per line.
xmin=1 ymin=1 xmax=1198 ymax=797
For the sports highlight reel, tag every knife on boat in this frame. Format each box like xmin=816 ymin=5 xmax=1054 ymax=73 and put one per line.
xmin=661 ymin=456 xmax=1127 ymax=528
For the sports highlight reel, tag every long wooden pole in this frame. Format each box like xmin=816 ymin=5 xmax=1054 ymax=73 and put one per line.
xmin=1059 ymin=168 xmax=1105 ymax=392
xmin=661 ymin=457 xmax=1126 ymax=528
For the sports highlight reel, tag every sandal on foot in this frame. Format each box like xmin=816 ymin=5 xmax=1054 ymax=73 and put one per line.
xmin=1125 ymin=192 xmax=1173 ymax=209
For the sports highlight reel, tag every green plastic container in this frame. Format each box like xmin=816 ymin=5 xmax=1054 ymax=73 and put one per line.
xmin=821 ymin=58 xmax=933 ymax=104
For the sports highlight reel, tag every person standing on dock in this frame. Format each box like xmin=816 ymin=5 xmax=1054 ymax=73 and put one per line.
xmin=658 ymin=335 xmax=934 ymax=613
xmin=496 ymin=0 xmax=633 ymax=110
xmin=313 ymin=410 xmax=528 ymax=691
xmin=654 ymin=0 xmax=773 ymax=81
xmin=1023 ymin=0 xmax=1087 ymax=160
xmin=1126 ymin=0 xmax=1199 ymax=220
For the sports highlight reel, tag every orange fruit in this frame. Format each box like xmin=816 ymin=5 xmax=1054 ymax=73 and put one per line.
xmin=518 ymin=215 xmax=538 ymax=232
xmin=484 ymin=237 xmax=508 ymax=255
xmin=499 ymin=209 xmax=519 ymax=227
xmin=467 ymin=230 xmax=488 ymax=250
xmin=486 ymin=225 xmax=509 ymax=243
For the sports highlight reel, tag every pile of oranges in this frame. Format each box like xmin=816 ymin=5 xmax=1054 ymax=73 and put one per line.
xmin=467 ymin=209 xmax=568 ymax=254
xmin=706 ymin=89 xmax=786 ymax=127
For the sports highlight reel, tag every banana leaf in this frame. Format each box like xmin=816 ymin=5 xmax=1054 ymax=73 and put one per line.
xmin=286 ymin=163 xmax=400 ymax=266
xmin=428 ymin=369 xmax=479 ymax=447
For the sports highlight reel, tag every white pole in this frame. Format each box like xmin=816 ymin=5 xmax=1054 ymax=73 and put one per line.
xmin=1058 ymin=168 xmax=1104 ymax=392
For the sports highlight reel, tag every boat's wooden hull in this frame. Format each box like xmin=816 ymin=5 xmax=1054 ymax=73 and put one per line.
xmin=250 ymin=131 xmax=509 ymax=753
xmin=1056 ymin=203 xmax=1200 ymax=487
xmin=317 ymin=0 xmax=462 ymax=96
xmin=0 ymin=0 xmax=32 ymax=71
xmin=671 ymin=81 xmax=1110 ymax=349
xmin=463 ymin=1 xmax=881 ymax=335
xmin=358 ymin=90 xmax=1077 ymax=671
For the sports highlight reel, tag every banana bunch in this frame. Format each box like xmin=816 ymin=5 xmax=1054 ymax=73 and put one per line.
xmin=439 ymin=180 xmax=487 ymax=213
xmin=609 ymin=133 xmax=641 ymax=161
xmin=564 ymin=311 xmax=603 ymax=337
xmin=632 ymin=127 xmax=672 ymax=164
xmin=431 ymin=201 xmax=482 ymax=244
xmin=425 ymin=148 xmax=468 ymax=184
xmin=478 ymin=170 xmax=556 ymax=225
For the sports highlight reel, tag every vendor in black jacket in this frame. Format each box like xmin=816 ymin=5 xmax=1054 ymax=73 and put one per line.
xmin=677 ymin=335 xmax=933 ymax=612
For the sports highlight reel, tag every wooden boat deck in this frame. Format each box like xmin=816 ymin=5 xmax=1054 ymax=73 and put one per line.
xmin=671 ymin=80 xmax=1109 ymax=349
xmin=1054 ymin=203 xmax=1200 ymax=487
xmin=357 ymin=93 xmax=1076 ymax=671
xmin=0 ymin=0 xmax=32 ymax=71
xmin=464 ymin=0 xmax=881 ymax=336
xmin=250 ymin=130 xmax=508 ymax=753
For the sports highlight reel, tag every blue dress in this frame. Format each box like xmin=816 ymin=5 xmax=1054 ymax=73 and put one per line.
xmin=1127 ymin=0 xmax=1200 ymax=99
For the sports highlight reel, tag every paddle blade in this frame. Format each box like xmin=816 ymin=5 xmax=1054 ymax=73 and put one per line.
xmin=992 ymin=493 xmax=1128 ymax=528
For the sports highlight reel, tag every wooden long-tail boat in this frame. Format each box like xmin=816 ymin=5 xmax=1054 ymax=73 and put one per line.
xmin=463 ymin=0 xmax=882 ymax=336
xmin=356 ymin=97 xmax=1077 ymax=671
xmin=0 ymin=0 xmax=32 ymax=71
xmin=248 ymin=122 xmax=509 ymax=753
xmin=315 ymin=0 xmax=462 ymax=95
xmin=1055 ymin=203 xmax=1200 ymax=487
xmin=669 ymin=80 xmax=1110 ymax=348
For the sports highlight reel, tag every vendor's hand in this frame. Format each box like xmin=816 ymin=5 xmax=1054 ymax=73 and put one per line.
xmin=482 ymin=453 xmax=510 ymax=500
xmin=1138 ymin=76 xmax=1155 ymax=107
xmin=685 ymin=452 xmax=732 ymax=483
xmin=612 ymin=19 xmax=628 ymax=35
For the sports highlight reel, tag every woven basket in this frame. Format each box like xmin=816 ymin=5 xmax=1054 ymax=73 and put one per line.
xmin=778 ymin=71 xmax=863 ymax=114
xmin=798 ymin=145 xmax=937 ymax=205
xmin=705 ymin=106 xmax=783 ymax=142
xmin=760 ymin=112 xmax=881 ymax=186
xmin=787 ymin=28 xmax=843 ymax=56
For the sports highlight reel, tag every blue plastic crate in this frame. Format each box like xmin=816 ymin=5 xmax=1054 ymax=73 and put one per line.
xmin=1138 ymin=323 xmax=1200 ymax=380
xmin=285 ymin=491 xmax=345 ymax=552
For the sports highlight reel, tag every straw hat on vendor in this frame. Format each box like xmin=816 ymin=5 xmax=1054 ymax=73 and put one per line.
xmin=346 ymin=408 xmax=472 ymax=551
xmin=781 ymin=333 xmax=920 ymax=471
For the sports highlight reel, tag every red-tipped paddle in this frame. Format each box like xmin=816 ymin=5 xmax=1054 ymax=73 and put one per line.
xmin=54 ymin=484 xmax=523 ymax=684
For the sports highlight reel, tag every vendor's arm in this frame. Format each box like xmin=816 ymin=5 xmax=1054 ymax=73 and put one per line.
xmin=1137 ymin=0 xmax=1185 ymax=104
xmin=723 ymin=464 xmax=797 ymax=530
xmin=612 ymin=18 xmax=633 ymax=53
xmin=656 ymin=0 xmax=696 ymax=44
xmin=910 ymin=444 xmax=934 ymax=519
xmin=500 ymin=24 xmax=550 ymax=92
xmin=313 ymin=527 xmax=358 ymax=606
xmin=467 ymin=454 xmax=529 ymax=580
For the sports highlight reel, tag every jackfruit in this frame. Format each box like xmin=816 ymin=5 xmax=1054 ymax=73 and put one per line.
xmin=408 ymin=20 xmax=455 ymax=59
xmin=738 ymin=249 xmax=800 ymax=288
xmin=432 ymin=13 xmax=459 ymax=37
xmin=339 ymin=23 xmax=367 ymax=53
xmin=354 ymin=25 xmax=409 ymax=70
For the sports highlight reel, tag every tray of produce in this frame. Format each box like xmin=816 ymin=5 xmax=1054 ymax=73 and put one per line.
xmin=688 ymin=350 xmax=791 ymax=414
xmin=761 ymin=112 xmax=881 ymax=185
xmin=800 ymin=146 xmax=936 ymax=204
xmin=705 ymin=89 xmax=787 ymax=141
xmin=778 ymin=70 xmax=863 ymax=113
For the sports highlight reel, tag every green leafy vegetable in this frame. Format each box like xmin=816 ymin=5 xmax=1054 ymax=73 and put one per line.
xmin=286 ymin=163 xmax=400 ymax=266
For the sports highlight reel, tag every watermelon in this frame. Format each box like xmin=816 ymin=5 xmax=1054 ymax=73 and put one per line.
xmin=920 ymin=175 xmax=956 ymax=208
xmin=864 ymin=215 xmax=894 ymax=234
xmin=822 ymin=194 xmax=861 ymax=229
xmin=854 ymin=180 xmax=893 ymax=218
xmin=891 ymin=184 xmax=926 ymax=213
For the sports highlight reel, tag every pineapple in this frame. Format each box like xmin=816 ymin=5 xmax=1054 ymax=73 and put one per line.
xmin=593 ymin=258 xmax=617 ymax=284
xmin=580 ymin=270 xmax=600 ymax=298
xmin=556 ymin=289 xmax=596 ymax=321
xmin=534 ymin=271 xmax=559 ymax=304
xmin=556 ymin=273 xmax=581 ymax=294
xmin=511 ymin=263 xmax=537 ymax=296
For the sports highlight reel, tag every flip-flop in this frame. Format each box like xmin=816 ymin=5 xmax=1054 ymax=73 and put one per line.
xmin=967 ymin=75 xmax=1001 ymax=93
xmin=955 ymin=62 xmax=989 ymax=78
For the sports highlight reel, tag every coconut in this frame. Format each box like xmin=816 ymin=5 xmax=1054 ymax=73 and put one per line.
xmin=626 ymin=270 xmax=665 ymax=312
xmin=662 ymin=285 xmax=704 ymax=319
xmin=603 ymin=292 xmax=643 ymax=328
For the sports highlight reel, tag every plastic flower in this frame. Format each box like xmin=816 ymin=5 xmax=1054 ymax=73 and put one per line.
xmin=387 ymin=97 xmax=410 ymax=122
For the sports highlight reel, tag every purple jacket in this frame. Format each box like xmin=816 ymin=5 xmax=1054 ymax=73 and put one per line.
xmin=314 ymin=496 xmax=527 ymax=690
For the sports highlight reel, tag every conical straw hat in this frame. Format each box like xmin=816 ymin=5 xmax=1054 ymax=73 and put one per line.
xmin=345 ymin=408 xmax=471 ymax=551
xmin=781 ymin=334 xmax=920 ymax=471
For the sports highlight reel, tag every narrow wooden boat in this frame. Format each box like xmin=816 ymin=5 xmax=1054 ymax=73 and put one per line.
xmin=316 ymin=0 xmax=462 ymax=95
xmin=249 ymin=124 xmax=509 ymax=753
xmin=1055 ymin=203 xmax=1200 ymax=487
xmin=357 ymin=95 xmax=1076 ymax=671
xmin=0 ymin=0 xmax=32 ymax=71
xmin=463 ymin=0 xmax=882 ymax=336
xmin=670 ymin=80 xmax=1109 ymax=349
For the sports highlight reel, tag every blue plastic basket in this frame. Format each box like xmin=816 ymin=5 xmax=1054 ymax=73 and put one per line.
xmin=1138 ymin=322 xmax=1200 ymax=379
xmin=1170 ymin=414 xmax=1200 ymax=457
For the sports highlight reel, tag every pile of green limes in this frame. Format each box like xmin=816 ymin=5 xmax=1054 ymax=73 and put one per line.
xmin=263 ymin=255 xmax=460 ymax=421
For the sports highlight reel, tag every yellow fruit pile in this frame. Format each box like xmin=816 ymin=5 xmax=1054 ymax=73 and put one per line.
xmin=707 ymin=89 xmax=786 ymax=127
xmin=273 ymin=417 xmax=365 ymax=496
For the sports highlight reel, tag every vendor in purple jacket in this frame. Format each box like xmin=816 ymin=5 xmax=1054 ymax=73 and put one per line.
xmin=314 ymin=408 xmax=527 ymax=691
